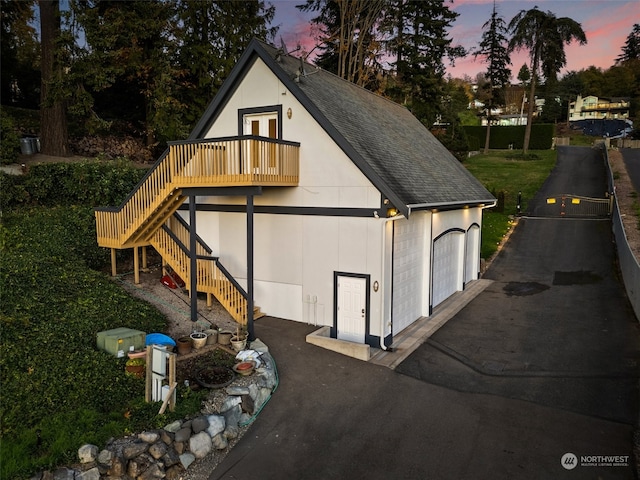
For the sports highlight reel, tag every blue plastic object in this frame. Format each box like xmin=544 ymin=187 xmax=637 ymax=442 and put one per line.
xmin=145 ymin=333 xmax=176 ymax=347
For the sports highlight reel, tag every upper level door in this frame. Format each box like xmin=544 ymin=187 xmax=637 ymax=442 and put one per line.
xmin=243 ymin=113 xmax=278 ymax=172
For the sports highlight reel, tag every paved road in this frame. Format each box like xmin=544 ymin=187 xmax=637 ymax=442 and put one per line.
xmin=210 ymin=146 xmax=638 ymax=479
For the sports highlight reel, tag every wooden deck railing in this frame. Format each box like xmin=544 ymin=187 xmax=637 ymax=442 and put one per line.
xmin=95 ymin=136 xmax=299 ymax=248
xmin=152 ymin=215 xmax=248 ymax=325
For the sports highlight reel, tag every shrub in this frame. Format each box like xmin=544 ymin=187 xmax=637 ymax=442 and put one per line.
xmin=1 ymin=114 xmax=21 ymax=165
xmin=1 ymin=160 xmax=147 ymax=210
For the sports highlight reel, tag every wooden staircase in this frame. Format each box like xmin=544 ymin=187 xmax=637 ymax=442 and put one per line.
xmin=151 ymin=215 xmax=269 ymax=325
xmin=95 ymin=136 xmax=298 ymax=324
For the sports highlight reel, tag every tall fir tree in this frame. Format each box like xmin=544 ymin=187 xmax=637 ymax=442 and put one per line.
xmin=39 ymin=0 xmax=69 ymax=156
xmin=473 ymin=0 xmax=510 ymax=153
xmin=617 ymin=24 xmax=640 ymax=64
xmin=175 ymin=0 xmax=277 ymax=128
xmin=381 ymin=0 xmax=465 ymax=125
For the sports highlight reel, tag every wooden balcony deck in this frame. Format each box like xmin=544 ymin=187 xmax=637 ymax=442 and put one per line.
xmin=95 ymin=136 xmax=300 ymax=248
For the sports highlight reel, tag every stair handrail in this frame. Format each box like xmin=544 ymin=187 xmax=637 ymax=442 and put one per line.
xmin=95 ymin=135 xmax=300 ymax=246
xmin=161 ymin=216 xmax=248 ymax=300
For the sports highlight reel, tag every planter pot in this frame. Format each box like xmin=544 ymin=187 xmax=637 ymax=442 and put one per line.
xmin=218 ymin=331 xmax=232 ymax=346
xmin=232 ymin=361 xmax=255 ymax=376
xmin=204 ymin=329 xmax=218 ymax=345
xmin=125 ymin=364 xmax=145 ymax=378
xmin=230 ymin=335 xmax=247 ymax=352
xmin=190 ymin=332 xmax=208 ymax=350
xmin=177 ymin=336 xmax=192 ymax=355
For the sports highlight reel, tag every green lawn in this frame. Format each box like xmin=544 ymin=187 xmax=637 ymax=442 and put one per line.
xmin=463 ymin=149 xmax=557 ymax=259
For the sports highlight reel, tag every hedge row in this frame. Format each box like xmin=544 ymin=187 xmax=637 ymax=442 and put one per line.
xmin=0 ymin=159 xmax=147 ymax=211
xmin=464 ymin=124 xmax=555 ymax=151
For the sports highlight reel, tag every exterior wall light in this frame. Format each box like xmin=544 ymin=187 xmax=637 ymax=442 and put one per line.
xmin=386 ymin=207 xmax=399 ymax=217
xmin=287 ymin=108 xmax=292 ymax=119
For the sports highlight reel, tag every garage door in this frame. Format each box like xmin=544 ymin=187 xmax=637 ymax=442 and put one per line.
xmin=393 ymin=218 xmax=424 ymax=334
xmin=432 ymin=230 xmax=464 ymax=307
xmin=465 ymin=225 xmax=480 ymax=285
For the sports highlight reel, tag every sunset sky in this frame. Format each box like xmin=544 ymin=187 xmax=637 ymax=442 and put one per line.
xmin=271 ymin=0 xmax=639 ymax=81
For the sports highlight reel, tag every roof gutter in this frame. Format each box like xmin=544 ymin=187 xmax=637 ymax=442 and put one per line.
xmin=407 ymin=198 xmax=497 ymax=215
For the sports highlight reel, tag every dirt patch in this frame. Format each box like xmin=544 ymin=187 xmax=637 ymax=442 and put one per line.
xmin=115 ymin=261 xmax=240 ymax=341
xmin=609 ymin=149 xmax=640 ymax=258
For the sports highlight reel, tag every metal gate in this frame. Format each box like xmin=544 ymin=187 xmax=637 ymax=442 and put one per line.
xmin=538 ymin=194 xmax=612 ymax=218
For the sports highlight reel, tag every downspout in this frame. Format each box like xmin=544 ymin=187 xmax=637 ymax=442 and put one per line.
xmin=379 ymin=212 xmax=405 ymax=351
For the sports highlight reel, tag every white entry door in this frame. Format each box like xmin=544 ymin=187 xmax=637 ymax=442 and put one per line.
xmin=337 ymin=275 xmax=367 ymax=343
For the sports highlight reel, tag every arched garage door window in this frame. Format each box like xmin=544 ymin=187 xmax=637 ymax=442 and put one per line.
xmin=432 ymin=229 xmax=465 ymax=308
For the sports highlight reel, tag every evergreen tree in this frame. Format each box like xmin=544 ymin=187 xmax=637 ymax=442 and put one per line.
xmin=473 ymin=0 xmax=510 ymax=153
xmin=617 ymin=23 xmax=640 ymax=64
xmin=176 ymin=0 xmax=277 ymax=128
xmin=381 ymin=0 xmax=465 ymax=125
xmin=72 ymin=0 xmax=184 ymax=146
xmin=39 ymin=0 xmax=69 ymax=156
xmin=1 ymin=0 xmax=40 ymax=108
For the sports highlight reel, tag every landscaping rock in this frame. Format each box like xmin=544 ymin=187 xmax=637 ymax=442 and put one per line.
xmin=212 ymin=433 xmax=228 ymax=450
xmin=191 ymin=415 xmax=209 ymax=434
xmin=30 ymin=347 xmax=279 ymax=480
xmin=180 ymin=452 xmax=196 ymax=469
xmin=78 ymin=444 xmax=99 ymax=464
xmin=107 ymin=455 xmax=125 ymax=477
xmin=139 ymin=431 xmax=160 ymax=444
xmin=77 ymin=467 xmax=100 ymax=480
xmin=206 ymin=414 xmax=226 ymax=438
xmin=174 ymin=426 xmax=192 ymax=443
xmin=226 ymin=386 xmax=250 ymax=396
xmin=165 ymin=464 xmax=184 ymax=480
xmin=223 ymin=405 xmax=241 ymax=439
xmin=52 ymin=468 xmax=75 ymax=480
xmin=220 ymin=396 xmax=241 ymax=412
xmin=241 ymin=394 xmax=255 ymax=414
xmin=164 ymin=420 xmax=182 ymax=433
xmin=189 ymin=432 xmax=212 ymax=459
xmin=97 ymin=449 xmax=112 ymax=467
xmin=123 ymin=441 xmax=148 ymax=460
xmin=162 ymin=448 xmax=181 ymax=468
xmin=148 ymin=442 xmax=167 ymax=460
xmin=138 ymin=463 xmax=164 ymax=480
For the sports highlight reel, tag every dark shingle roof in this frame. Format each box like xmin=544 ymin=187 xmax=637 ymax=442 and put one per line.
xmin=193 ymin=39 xmax=495 ymax=216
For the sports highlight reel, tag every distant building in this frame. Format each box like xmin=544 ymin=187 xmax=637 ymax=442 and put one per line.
xmin=569 ymin=95 xmax=630 ymax=122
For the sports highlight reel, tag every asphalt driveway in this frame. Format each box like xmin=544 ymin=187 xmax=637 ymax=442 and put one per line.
xmin=210 ymin=146 xmax=639 ymax=479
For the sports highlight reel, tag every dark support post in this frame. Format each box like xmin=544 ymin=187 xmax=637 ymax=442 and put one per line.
xmin=189 ymin=196 xmax=198 ymax=323
xmin=247 ymin=194 xmax=255 ymax=341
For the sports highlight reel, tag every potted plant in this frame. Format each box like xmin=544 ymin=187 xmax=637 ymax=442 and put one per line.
xmin=190 ymin=331 xmax=208 ymax=350
xmin=176 ymin=336 xmax=192 ymax=355
xmin=125 ymin=358 xmax=145 ymax=378
xmin=230 ymin=326 xmax=247 ymax=352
